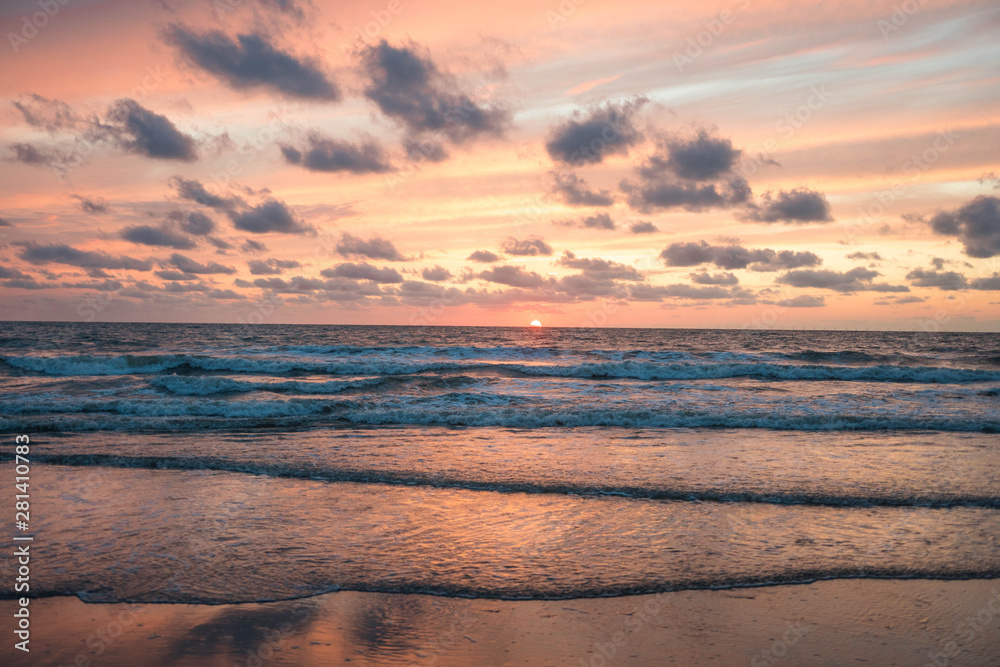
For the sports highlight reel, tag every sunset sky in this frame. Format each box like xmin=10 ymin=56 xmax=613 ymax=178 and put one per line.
xmin=1 ymin=0 xmax=998 ymax=328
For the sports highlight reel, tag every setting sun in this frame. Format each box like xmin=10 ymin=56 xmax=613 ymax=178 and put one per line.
xmin=530 ymin=320 xmax=542 ymax=327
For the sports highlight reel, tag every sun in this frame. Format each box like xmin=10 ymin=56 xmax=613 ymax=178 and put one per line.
xmin=530 ymin=320 xmax=542 ymax=327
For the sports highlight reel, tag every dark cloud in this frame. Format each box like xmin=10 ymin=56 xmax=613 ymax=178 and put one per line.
xmin=556 ymin=213 xmax=616 ymax=230
xmin=905 ymin=268 xmax=968 ymax=290
xmin=777 ymin=295 xmax=825 ymax=307
xmin=403 ymin=137 xmax=449 ymax=163
xmin=3 ymin=278 xmax=56 ymax=290
xmin=165 ymin=26 xmax=339 ymax=100
xmin=231 ymin=200 xmax=311 ymax=234
xmin=167 ymin=253 xmax=236 ymax=275
xmin=247 ymin=258 xmax=302 ymax=275
xmin=478 ymin=265 xmax=547 ymax=288
xmin=622 ymin=177 xmax=751 ymax=212
xmin=847 ymin=251 xmax=882 ymax=261
xmin=640 ymin=129 xmax=740 ymax=181
xmin=12 ymin=94 xmax=83 ymax=133
xmin=120 ymin=225 xmax=196 ymax=249
xmin=742 ymin=188 xmax=833 ymax=224
xmin=500 ymin=237 xmax=552 ymax=256
xmin=6 ymin=142 xmax=65 ymax=166
xmin=545 ymin=98 xmax=646 ymax=165
xmin=102 ymin=99 xmax=198 ymax=161
xmin=361 ymin=40 xmax=510 ymax=144
xmin=557 ymin=251 xmax=642 ymax=280
xmin=0 ymin=217 xmax=11 ymax=227
xmin=660 ymin=241 xmax=821 ymax=272
xmin=336 ymin=233 xmax=407 ymax=261
xmin=421 ymin=265 xmax=452 ymax=281
xmin=70 ymin=195 xmax=110 ymax=214
xmin=467 ymin=250 xmax=500 ymax=263
xmin=155 ymin=270 xmax=199 ymax=281
xmin=241 ymin=239 xmax=268 ymax=253
xmin=747 ymin=250 xmax=823 ymax=272
xmin=62 ymin=279 xmax=124 ymax=292
xmin=170 ymin=210 xmax=216 ymax=236
xmin=549 ymin=171 xmax=614 ymax=207
xmin=280 ymin=132 xmax=392 ymax=174
xmin=170 ymin=177 xmax=240 ymax=211
xmin=17 ymin=243 xmax=152 ymax=271
xmin=321 ymin=262 xmax=403 ymax=283
xmin=259 ymin=0 xmax=307 ymax=20
xmin=0 ymin=266 xmax=32 ymax=280
xmin=778 ymin=267 xmax=908 ymax=292
xmin=970 ymin=273 xmax=1000 ymax=290
xmin=690 ymin=271 xmax=738 ymax=286
xmin=629 ymin=221 xmax=659 ymax=234
xmin=926 ymin=195 xmax=1000 ymax=258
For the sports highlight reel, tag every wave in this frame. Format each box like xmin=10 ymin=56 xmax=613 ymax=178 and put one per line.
xmin=11 ymin=570 xmax=1000 ymax=604
xmin=5 ymin=352 xmax=1000 ymax=384
xmin=28 ymin=454 xmax=1000 ymax=508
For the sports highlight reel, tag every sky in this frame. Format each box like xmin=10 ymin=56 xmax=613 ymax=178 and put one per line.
xmin=1 ymin=0 xmax=998 ymax=329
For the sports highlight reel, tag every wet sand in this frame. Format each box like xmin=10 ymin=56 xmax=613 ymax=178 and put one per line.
xmin=6 ymin=578 xmax=999 ymax=666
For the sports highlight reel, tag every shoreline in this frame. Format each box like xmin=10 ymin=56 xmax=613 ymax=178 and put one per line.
xmin=6 ymin=578 xmax=999 ymax=666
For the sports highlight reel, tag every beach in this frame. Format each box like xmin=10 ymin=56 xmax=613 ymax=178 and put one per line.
xmin=6 ymin=580 xmax=999 ymax=666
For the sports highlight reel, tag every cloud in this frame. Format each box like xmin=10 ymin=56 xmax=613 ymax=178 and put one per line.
xmin=360 ymin=40 xmax=510 ymax=144
xmin=905 ymin=268 xmax=968 ymax=290
xmin=926 ymin=195 xmax=1000 ymax=258
xmin=280 ymin=132 xmax=392 ymax=174
xmin=170 ymin=177 xmax=240 ymax=211
xmin=155 ymin=270 xmax=198 ymax=281
xmin=167 ymin=253 xmax=236 ymax=275
xmin=556 ymin=213 xmax=616 ymax=230
xmin=847 ymin=251 xmax=882 ymax=261
xmin=70 ymin=195 xmax=110 ymax=214
xmin=165 ymin=26 xmax=339 ymax=100
xmin=970 ymin=273 xmax=1000 ymax=290
xmin=168 ymin=210 xmax=216 ymax=236
xmin=629 ymin=221 xmax=659 ymax=234
xmin=231 ymin=199 xmax=311 ymax=234
xmin=778 ymin=267 xmax=908 ymax=292
xmin=660 ymin=241 xmax=822 ymax=271
xmin=742 ymin=188 xmax=833 ymax=224
xmin=247 ymin=258 xmax=302 ymax=275
xmin=6 ymin=142 xmax=67 ymax=166
xmin=621 ymin=177 xmax=750 ymax=212
xmin=549 ymin=171 xmax=614 ymax=207
xmin=102 ymin=99 xmax=198 ymax=161
xmin=0 ymin=266 xmax=32 ymax=280
xmin=777 ymin=294 xmax=826 ymax=307
xmin=467 ymin=250 xmax=499 ymax=263
xmin=16 ymin=243 xmax=152 ymax=271
xmin=402 ymin=137 xmax=449 ymax=163
xmin=747 ymin=250 xmax=823 ymax=272
xmin=557 ymin=251 xmax=643 ymax=280
xmin=501 ymin=237 xmax=553 ymax=256
xmin=689 ymin=271 xmax=738 ymax=286
xmin=321 ymin=262 xmax=404 ymax=283
xmin=545 ymin=98 xmax=646 ymax=165
xmin=12 ymin=94 xmax=84 ymax=133
xmin=478 ymin=265 xmax=547 ymax=288
xmin=241 ymin=239 xmax=267 ymax=253
xmin=120 ymin=225 xmax=196 ymax=249
xmin=0 ymin=217 xmax=11 ymax=227
xmin=639 ymin=129 xmax=741 ymax=181
xmin=336 ymin=233 xmax=407 ymax=261
xmin=421 ymin=265 xmax=452 ymax=281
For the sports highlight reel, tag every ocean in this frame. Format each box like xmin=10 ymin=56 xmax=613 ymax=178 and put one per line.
xmin=2 ymin=322 xmax=999 ymax=607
